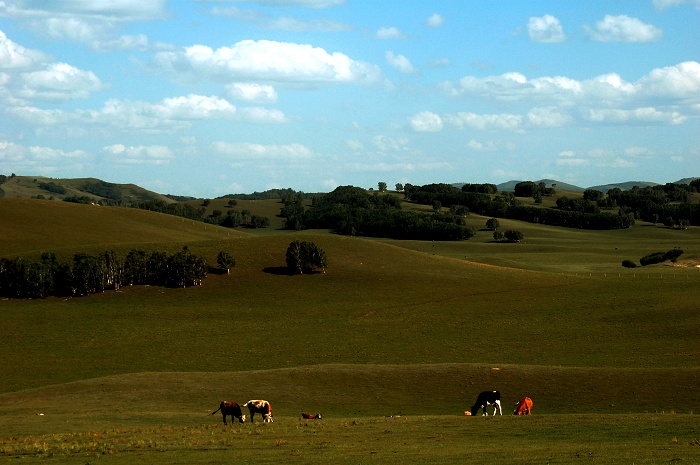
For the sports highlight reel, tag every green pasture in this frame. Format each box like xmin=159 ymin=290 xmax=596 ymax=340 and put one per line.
xmin=0 ymin=198 xmax=698 ymax=463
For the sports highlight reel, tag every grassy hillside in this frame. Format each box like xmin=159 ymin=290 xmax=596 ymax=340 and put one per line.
xmin=0 ymin=198 xmax=246 ymax=257
xmin=0 ymin=198 xmax=698 ymax=463
xmin=0 ymin=176 xmax=175 ymax=204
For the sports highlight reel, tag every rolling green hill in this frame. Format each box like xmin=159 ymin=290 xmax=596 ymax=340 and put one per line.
xmin=0 ymin=175 xmax=175 ymax=204
xmin=0 ymin=197 xmax=698 ymax=463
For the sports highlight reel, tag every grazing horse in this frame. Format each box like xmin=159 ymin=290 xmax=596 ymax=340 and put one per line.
xmin=513 ymin=397 xmax=533 ymax=415
xmin=211 ymin=401 xmax=246 ymax=424
xmin=244 ymin=399 xmax=273 ymax=422
xmin=470 ymin=391 xmax=502 ymax=416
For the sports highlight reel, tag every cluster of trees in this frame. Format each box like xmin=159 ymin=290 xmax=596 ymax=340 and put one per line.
xmin=622 ymin=248 xmax=684 ymax=268
xmin=513 ymin=181 xmax=556 ymax=202
xmin=404 ymin=183 xmax=634 ymax=230
xmin=289 ymin=186 xmax=476 ymax=241
xmin=0 ymin=247 xmax=216 ymax=299
xmin=206 ymin=208 xmax=270 ymax=229
xmin=285 ymin=240 xmax=327 ymax=274
xmin=603 ymin=184 xmax=699 ymax=227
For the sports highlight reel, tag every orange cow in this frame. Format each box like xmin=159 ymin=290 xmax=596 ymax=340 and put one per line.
xmin=244 ymin=399 xmax=273 ymax=422
xmin=513 ymin=397 xmax=533 ymax=415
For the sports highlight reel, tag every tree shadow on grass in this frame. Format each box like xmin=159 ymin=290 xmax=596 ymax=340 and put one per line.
xmin=262 ymin=267 xmax=325 ymax=276
xmin=263 ymin=266 xmax=294 ymax=276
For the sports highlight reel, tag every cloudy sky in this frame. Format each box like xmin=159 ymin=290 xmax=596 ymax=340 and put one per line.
xmin=1 ymin=0 xmax=698 ymax=197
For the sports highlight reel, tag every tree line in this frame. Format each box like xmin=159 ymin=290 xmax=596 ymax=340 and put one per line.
xmin=402 ymin=181 xmax=700 ymax=230
xmin=283 ymin=186 xmax=476 ymax=241
xmin=0 ymin=247 xmax=213 ymax=299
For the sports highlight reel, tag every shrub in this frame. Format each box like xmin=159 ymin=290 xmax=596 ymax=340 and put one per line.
xmin=504 ymin=230 xmax=524 ymax=242
xmin=640 ymin=252 xmax=666 ymax=266
xmin=664 ymin=248 xmax=683 ymax=263
xmin=621 ymin=260 xmax=637 ymax=268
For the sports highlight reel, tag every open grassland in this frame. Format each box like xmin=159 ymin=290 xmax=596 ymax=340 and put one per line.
xmin=1 ymin=199 xmax=698 ymax=463
xmin=1 ymin=413 xmax=698 ymax=464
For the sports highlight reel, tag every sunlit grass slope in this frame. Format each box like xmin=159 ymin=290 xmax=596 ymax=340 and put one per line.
xmin=0 ymin=198 xmax=245 ymax=257
xmin=2 ymin=232 xmax=698 ymax=393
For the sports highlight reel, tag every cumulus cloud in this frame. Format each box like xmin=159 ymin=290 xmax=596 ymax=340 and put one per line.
xmin=0 ymin=1 xmax=166 ymax=49
xmin=226 ymin=83 xmax=278 ymax=103
xmin=440 ymin=61 xmax=700 ymax=124
xmin=527 ymin=106 xmax=573 ymax=127
xmin=226 ymin=0 xmax=345 ymax=8
xmin=528 ymin=15 xmax=566 ymax=43
xmin=424 ymin=13 xmax=445 ymax=28
xmin=8 ymin=94 xmax=286 ymax=133
xmin=372 ymin=135 xmax=410 ymax=153
xmin=212 ymin=141 xmax=314 ymax=159
xmin=653 ymin=0 xmax=700 ymax=10
xmin=151 ymin=40 xmax=382 ymax=86
xmin=466 ymin=139 xmax=497 ymax=152
xmin=585 ymin=107 xmax=686 ymax=124
xmin=102 ymin=144 xmax=173 ymax=165
xmin=585 ymin=15 xmax=662 ymax=43
xmin=18 ymin=62 xmax=103 ymax=101
xmin=386 ymin=51 xmax=416 ymax=74
xmin=0 ymin=139 xmax=89 ymax=172
xmin=443 ymin=112 xmax=523 ymax=131
xmin=375 ymin=26 xmax=406 ymax=40
xmin=410 ymin=111 xmax=443 ymax=132
xmin=0 ymin=31 xmax=47 ymax=69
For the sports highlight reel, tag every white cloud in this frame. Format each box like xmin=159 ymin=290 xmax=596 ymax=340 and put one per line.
xmin=375 ymin=27 xmax=406 ymax=40
xmin=0 ymin=1 xmax=167 ymax=22
xmin=636 ymin=61 xmax=700 ymax=99
xmin=653 ymin=0 xmax=700 ymax=10
xmin=263 ymin=16 xmax=352 ymax=32
xmin=372 ymin=135 xmax=410 ymax=153
xmin=585 ymin=15 xmax=662 ymax=43
xmin=466 ymin=139 xmax=497 ymax=152
xmin=151 ymin=40 xmax=382 ymax=86
xmin=18 ymin=62 xmax=104 ymax=101
xmin=0 ymin=1 xmax=167 ymax=49
xmin=0 ymin=140 xmax=89 ymax=170
xmin=0 ymin=31 xmax=47 ymax=69
xmin=226 ymin=83 xmax=278 ymax=104
xmin=440 ymin=62 xmax=700 ymax=126
xmin=152 ymin=94 xmax=237 ymax=119
xmin=424 ymin=13 xmax=445 ymax=28
xmin=8 ymin=94 xmax=286 ymax=132
xmin=528 ymin=15 xmax=566 ymax=43
xmin=212 ymin=142 xmax=314 ymax=159
xmin=102 ymin=144 xmax=173 ymax=165
xmin=386 ymin=51 xmax=416 ymax=74
xmin=225 ymin=0 xmax=345 ymax=8
xmin=556 ymin=157 xmax=589 ymax=167
xmin=527 ymin=106 xmax=573 ymax=127
xmin=410 ymin=111 xmax=443 ymax=132
xmin=585 ymin=107 xmax=686 ymax=124
xmin=443 ymin=112 xmax=523 ymax=131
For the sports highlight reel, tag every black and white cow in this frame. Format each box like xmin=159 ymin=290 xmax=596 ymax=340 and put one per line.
xmin=470 ymin=391 xmax=502 ymax=416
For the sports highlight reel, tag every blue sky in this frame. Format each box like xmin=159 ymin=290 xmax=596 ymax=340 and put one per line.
xmin=1 ymin=0 xmax=698 ymax=197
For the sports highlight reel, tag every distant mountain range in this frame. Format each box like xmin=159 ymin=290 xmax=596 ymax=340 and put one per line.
xmin=493 ymin=178 xmax=698 ymax=193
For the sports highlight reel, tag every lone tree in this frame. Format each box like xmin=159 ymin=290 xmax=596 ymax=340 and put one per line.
xmin=286 ymin=240 xmax=327 ymax=274
xmin=216 ymin=251 xmax=236 ymax=274
xmin=486 ymin=218 xmax=500 ymax=230
xmin=378 ymin=182 xmax=387 ymax=192
xmin=504 ymin=230 xmax=524 ymax=242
